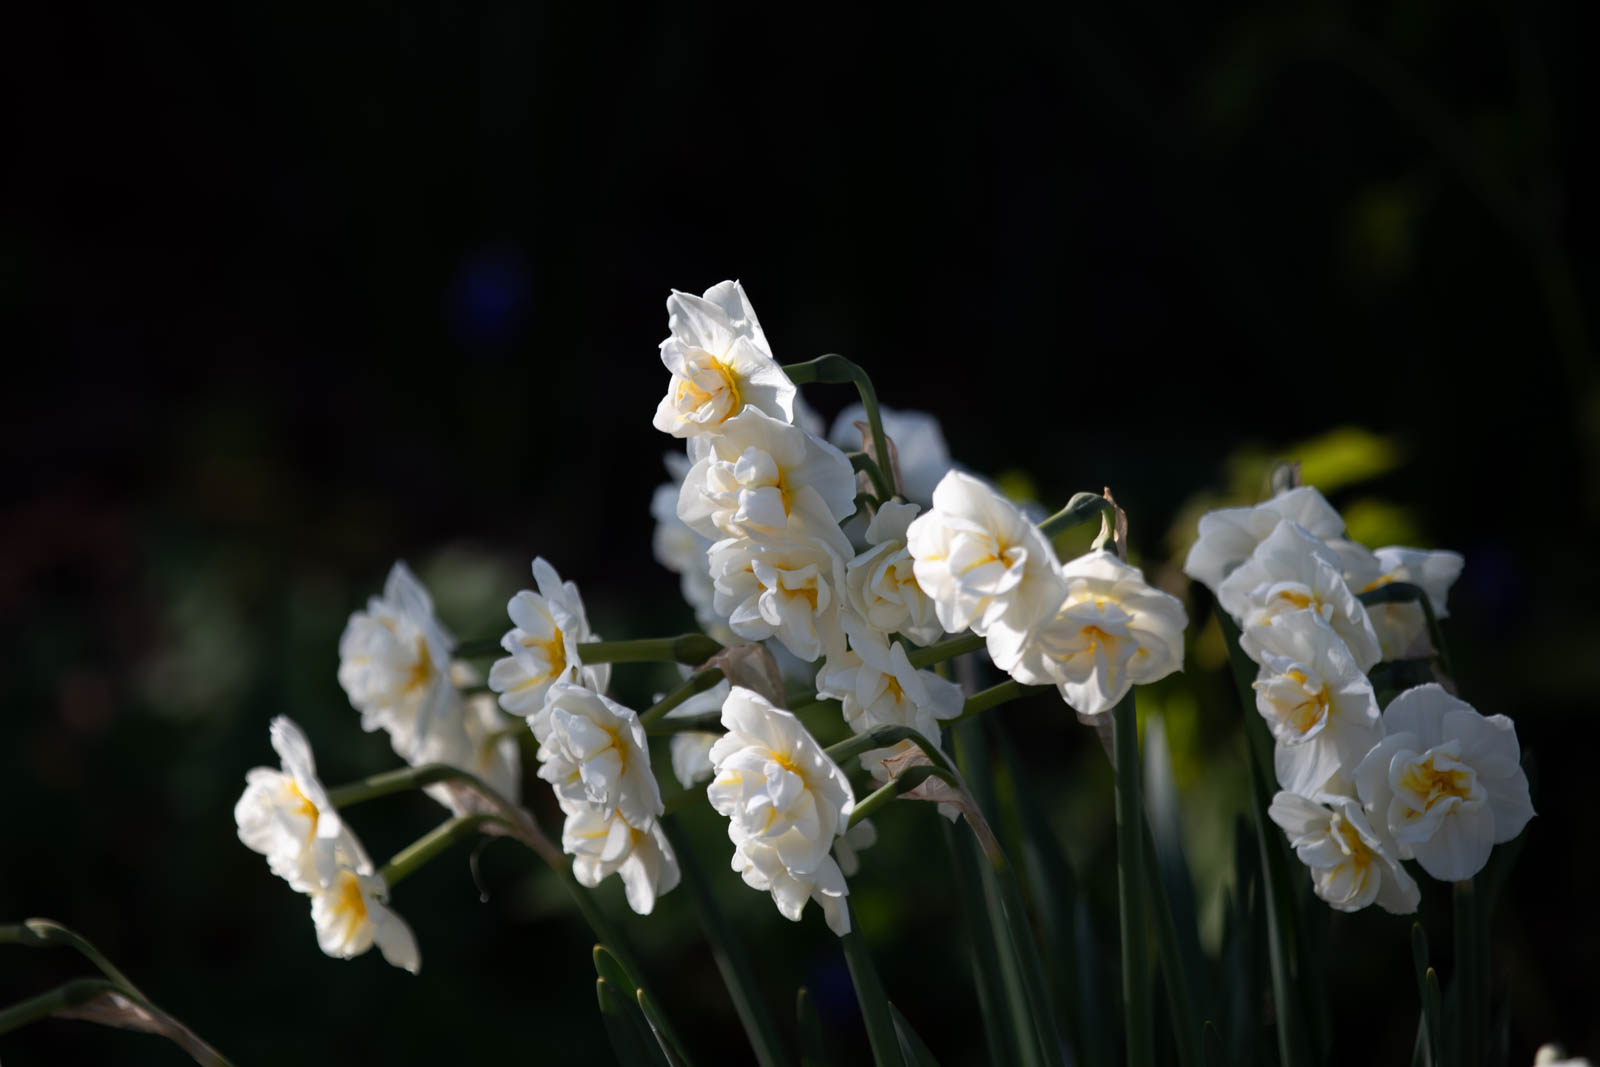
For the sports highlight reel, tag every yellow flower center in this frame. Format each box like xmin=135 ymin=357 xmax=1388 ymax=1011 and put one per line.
xmin=331 ymin=870 xmax=369 ymax=932
xmin=675 ymin=356 xmax=742 ymax=421
xmin=404 ymin=636 xmax=434 ymax=694
xmin=288 ymin=781 xmax=319 ymax=842
xmin=522 ymin=625 xmax=567 ymax=678
xmin=1399 ymin=755 xmax=1474 ymax=808
xmin=1281 ymin=669 xmax=1331 ymax=735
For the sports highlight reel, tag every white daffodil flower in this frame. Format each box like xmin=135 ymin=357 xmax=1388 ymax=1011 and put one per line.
xmin=906 ymin=471 xmax=1065 ymax=643
xmin=651 ymin=459 xmax=736 ymax=644
xmin=677 ymin=407 xmax=857 ymax=541
xmin=489 ymin=557 xmax=610 ymax=717
xmin=1220 ymin=521 xmax=1382 ymax=671
xmin=827 ymin=403 xmax=954 ymax=504
xmin=991 ymin=550 xmax=1187 ymax=717
xmin=235 ymin=716 xmax=352 ymax=892
xmin=707 ymin=513 xmax=854 ymax=664
xmin=534 ymin=681 xmax=662 ymax=827
xmin=309 ymin=851 xmax=421 ymax=974
xmin=562 ymin=806 xmax=680 ymax=916
xmin=845 ymin=501 xmax=945 ymax=646
xmin=665 ymin=676 xmax=732 ymax=789
xmin=413 ymin=664 xmax=521 ymax=816
xmin=708 ymin=687 xmax=855 ymax=934
xmin=337 ymin=561 xmax=457 ymax=760
xmin=1268 ymin=791 xmax=1420 ymax=914
xmin=653 ymin=280 xmax=796 ymax=437
xmin=1534 ymin=1046 xmax=1594 ymax=1067
xmin=1354 ymin=684 xmax=1534 ymax=882
xmin=1249 ymin=612 xmax=1382 ymax=797
xmin=1357 ymin=547 xmax=1465 ymax=661
xmin=815 ymin=617 xmax=963 ymax=737
xmin=1183 ymin=486 xmax=1346 ymax=594
xmin=831 ymin=819 xmax=878 ymax=878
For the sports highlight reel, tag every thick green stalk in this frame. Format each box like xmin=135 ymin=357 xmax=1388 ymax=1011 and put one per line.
xmin=640 ymin=667 xmax=725 ymax=727
xmin=659 ymin=817 xmax=793 ymax=1067
xmin=840 ymin=902 xmax=906 ymax=1067
xmin=579 ymin=634 xmax=725 ymax=666
xmin=847 ymin=766 xmax=946 ymax=828
xmin=326 ymin=762 xmax=483 ymax=808
xmin=954 ymin=680 xmax=1050 ymax=723
xmin=0 ymin=978 xmax=121 ymax=1035
xmin=907 ymin=633 xmax=985 ymax=669
xmin=379 ymin=814 xmax=500 ymax=887
xmin=1111 ymin=693 xmax=1153 ymax=1067
xmin=782 ymin=354 xmax=895 ymax=501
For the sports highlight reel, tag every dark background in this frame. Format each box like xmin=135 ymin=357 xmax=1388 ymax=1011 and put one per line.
xmin=3 ymin=1 xmax=1596 ymax=1063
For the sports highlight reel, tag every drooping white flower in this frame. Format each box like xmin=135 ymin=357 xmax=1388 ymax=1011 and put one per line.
xmin=1354 ymin=684 xmax=1535 ymax=882
xmin=707 ymin=687 xmax=855 ymax=934
xmin=665 ymin=676 xmax=732 ymax=789
xmin=827 ymin=403 xmax=953 ymax=504
xmin=653 ymin=280 xmax=796 ymax=437
xmin=1249 ymin=612 xmax=1382 ymax=797
xmin=844 ymin=501 xmax=945 ymax=646
xmin=1183 ymin=486 xmax=1346 ymax=594
xmin=337 ymin=561 xmax=457 ymax=760
xmin=906 ymin=471 xmax=1065 ymax=643
xmin=489 ymin=558 xmax=610 ymax=717
xmin=1357 ymin=547 xmax=1465 ymax=661
xmin=677 ymin=407 xmax=857 ymax=541
xmin=235 ymin=716 xmax=350 ymax=892
xmin=707 ymin=512 xmax=854 ymax=664
xmin=562 ymin=805 xmax=681 ymax=916
xmin=533 ymin=681 xmax=662 ymax=826
xmin=1220 ymin=521 xmax=1382 ymax=671
xmin=309 ymin=851 xmax=421 ymax=974
xmin=990 ymin=550 xmax=1187 ymax=716
xmin=1268 ymin=791 xmax=1420 ymax=914
xmin=815 ymin=617 xmax=963 ymax=738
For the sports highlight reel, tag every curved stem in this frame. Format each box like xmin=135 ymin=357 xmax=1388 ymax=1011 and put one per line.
xmin=955 ymin=680 xmax=1050 ymax=722
xmin=639 ymin=667 xmax=725 ymax=728
xmin=326 ymin=762 xmax=484 ymax=809
xmin=380 ymin=814 xmax=502 ymax=887
xmin=825 ymin=724 xmax=957 ymax=776
xmin=0 ymin=919 xmax=148 ymax=1001
xmin=846 ymin=765 xmax=950 ymax=827
xmin=0 ymin=978 xmax=121 ymax=1035
xmin=906 ymin=632 xmax=985 ymax=669
xmin=1038 ymin=492 xmax=1116 ymax=539
xmin=782 ymin=354 xmax=895 ymax=501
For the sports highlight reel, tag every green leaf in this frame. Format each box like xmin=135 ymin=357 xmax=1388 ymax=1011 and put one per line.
xmin=1411 ymin=923 xmax=1440 ymax=1067
xmin=637 ymin=989 xmax=691 ymax=1067
xmin=941 ymin=817 xmax=1023 ymax=1067
xmin=839 ymin=903 xmax=906 ymax=1067
xmin=596 ymin=978 xmax=670 ymax=1067
xmin=1112 ymin=691 xmax=1154 ymax=1067
xmin=1203 ymin=1022 xmax=1226 ymax=1067
xmin=889 ymin=1003 xmax=946 ymax=1067
xmin=1142 ymin=715 xmax=1207 ymax=1067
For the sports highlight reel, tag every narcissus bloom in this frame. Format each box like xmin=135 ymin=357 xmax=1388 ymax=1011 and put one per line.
xmin=651 ymin=454 xmax=733 ymax=644
xmin=1354 ymin=684 xmax=1534 ymax=882
xmin=665 ymin=677 xmax=732 ymax=789
xmin=414 ymin=666 xmax=521 ymax=816
xmin=845 ymin=501 xmax=945 ymax=646
xmin=1183 ymin=486 xmax=1346 ymax=594
xmin=337 ymin=561 xmax=456 ymax=760
xmin=489 ymin=558 xmax=610 ymax=716
xmin=309 ymin=852 xmax=421 ymax=974
xmin=653 ymin=280 xmax=796 ymax=437
xmin=677 ymin=407 xmax=857 ymax=541
xmin=1359 ymin=547 xmax=1465 ymax=661
xmin=708 ymin=513 xmax=854 ymax=663
xmin=1220 ymin=521 xmax=1382 ymax=671
xmin=534 ymin=681 xmax=662 ymax=827
xmin=1249 ymin=612 xmax=1382 ymax=797
xmin=562 ymin=805 xmax=680 ymax=916
xmin=707 ymin=687 xmax=855 ymax=935
xmin=816 ymin=617 xmax=963 ymax=737
xmin=991 ymin=550 xmax=1186 ymax=716
xmin=1268 ymin=791 xmax=1420 ymax=914
xmin=906 ymin=471 xmax=1064 ymax=642
xmin=235 ymin=716 xmax=350 ymax=892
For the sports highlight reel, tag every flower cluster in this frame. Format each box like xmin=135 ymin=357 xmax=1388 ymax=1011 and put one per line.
xmin=235 ymin=717 xmax=419 ymax=972
xmin=1186 ymin=486 xmax=1532 ymax=910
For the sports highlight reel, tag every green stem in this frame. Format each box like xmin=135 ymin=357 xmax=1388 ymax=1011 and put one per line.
xmin=640 ymin=668 xmax=725 ymax=728
xmin=907 ymin=632 xmax=985 ymax=669
xmin=782 ymin=354 xmax=895 ymax=501
xmin=648 ymin=711 xmax=724 ymax=736
xmin=659 ymin=817 xmax=793 ymax=1067
xmin=839 ymin=902 xmax=906 ymax=1067
xmin=991 ymin=856 xmax=1069 ymax=1067
xmin=0 ymin=978 xmax=121 ymax=1035
xmin=1037 ymin=492 xmax=1115 ymax=539
xmin=847 ymin=766 xmax=944 ymax=827
xmin=326 ymin=762 xmax=487 ymax=809
xmin=825 ymin=724 xmax=957 ymax=776
xmin=580 ymin=635 xmax=725 ymax=666
xmin=955 ymin=680 xmax=1050 ymax=722
xmin=379 ymin=814 xmax=500 ymax=887
xmin=848 ymin=452 xmax=892 ymax=501
xmin=1111 ymin=692 xmax=1154 ymax=1067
